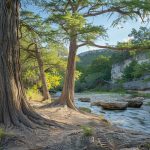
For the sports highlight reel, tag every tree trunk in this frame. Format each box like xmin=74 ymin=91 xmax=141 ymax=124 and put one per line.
xmin=58 ymin=35 xmax=77 ymax=110
xmin=35 ymin=43 xmax=51 ymax=101
xmin=0 ymin=0 xmax=55 ymax=128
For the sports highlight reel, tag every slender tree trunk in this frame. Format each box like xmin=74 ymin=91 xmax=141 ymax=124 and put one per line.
xmin=0 ymin=0 xmax=55 ymax=128
xmin=35 ymin=43 xmax=51 ymax=101
xmin=58 ymin=35 xmax=77 ymax=110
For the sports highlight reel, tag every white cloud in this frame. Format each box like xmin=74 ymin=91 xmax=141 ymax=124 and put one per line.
xmin=123 ymin=36 xmax=134 ymax=42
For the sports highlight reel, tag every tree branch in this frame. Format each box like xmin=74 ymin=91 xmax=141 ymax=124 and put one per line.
xmin=83 ymin=6 xmax=139 ymax=17
xmin=77 ymin=41 xmax=150 ymax=51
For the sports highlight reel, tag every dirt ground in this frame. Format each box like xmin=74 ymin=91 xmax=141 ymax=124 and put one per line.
xmin=1 ymin=100 xmax=150 ymax=150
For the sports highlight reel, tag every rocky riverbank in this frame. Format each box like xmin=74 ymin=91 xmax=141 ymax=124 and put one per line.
xmin=1 ymin=95 xmax=150 ymax=150
xmin=75 ymin=92 xmax=150 ymax=134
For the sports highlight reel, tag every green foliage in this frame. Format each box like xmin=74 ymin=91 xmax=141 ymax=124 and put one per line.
xmin=133 ymin=62 xmax=150 ymax=78
xmin=43 ymin=1 xmax=108 ymax=41
xmin=77 ymin=50 xmax=113 ymax=69
xmin=76 ymin=54 xmax=112 ymax=92
xmin=143 ymin=78 xmax=150 ymax=82
xmin=122 ymin=60 xmax=150 ymax=81
xmin=26 ymin=88 xmax=43 ymax=101
xmin=61 ymin=12 xmax=86 ymax=30
xmin=131 ymin=92 xmax=150 ymax=98
xmin=42 ymin=73 xmax=61 ymax=90
xmin=146 ymin=102 xmax=150 ymax=106
xmin=129 ymin=27 xmax=150 ymax=44
xmin=20 ymin=9 xmax=68 ymax=94
xmin=88 ymin=55 xmax=112 ymax=80
xmin=0 ymin=128 xmax=5 ymax=140
xmin=21 ymin=1 xmax=150 ymax=96
xmin=122 ymin=60 xmax=138 ymax=81
xmin=117 ymin=27 xmax=150 ymax=50
xmin=111 ymin=51 xmax=131 ymax=64
xmin=79 ymin=107 xmax=91 ymax=113
xmin=81 ymin=125 xmax=93 ymax=136
xmin=21 ymin=46 xmax=66 ymax=91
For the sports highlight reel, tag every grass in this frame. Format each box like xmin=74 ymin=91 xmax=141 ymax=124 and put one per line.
xmin=0 ymin=128 xmax=6 ymax=149
xmin=81 ymin=90 xmax=126 ymax=96
xmin=143 ymin=78 xmax=150 ymax=82
xmin=131 ymin=92 xmax=150 ymax=98
xmin=79 ymin=107 xmax=91 ymax=113
xmin=81 ymin=86 xmax=127 ymax=94
xmin=99 ymin=114 xmax=105 ymax=120
xmin=80 ymin=125 xmax=93 ymax=136
xmin=26 ymin=88 xmax=43 ymax=101
xmin=99 ymin=115 xmax=110 ymax=125
xmin=146 ymin=102 xmax=150 ymax=106
xmin=0 ymin=128 xmax=5 ymax=140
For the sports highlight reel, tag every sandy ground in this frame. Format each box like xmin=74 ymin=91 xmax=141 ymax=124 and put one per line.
xmin=1 ymin=100 xmax=150 ymax=150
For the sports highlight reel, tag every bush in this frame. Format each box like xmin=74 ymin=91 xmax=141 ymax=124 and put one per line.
xmin=122 ymin=60 xmax=138 ymax=81
xmin=75 ymin=81 xmax=87 ymax=92
xmin=112 ymin=51 xmax=131 ymax=64
xmin=75 ymin=55 xmax=112 ymax=91
xmin=122 ymin=60 xmax=150 ymax=81
xmin=26 ymin=88 xmax=43 ymax=101
xmin=81 ymin=126 xmax=93 ymax=136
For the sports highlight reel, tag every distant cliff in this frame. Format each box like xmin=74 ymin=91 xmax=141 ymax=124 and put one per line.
xmin=111 ymin=52 xmax=150 ymax=82
xmin=77 ymin=49 xmax=150 ymax=91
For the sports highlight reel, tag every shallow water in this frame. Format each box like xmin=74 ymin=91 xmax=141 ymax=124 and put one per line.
xmin=75 ymin=93 xmax=150 ymax=134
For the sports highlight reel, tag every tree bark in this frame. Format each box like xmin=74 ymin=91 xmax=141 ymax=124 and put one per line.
xmin=0 ymin=0 xmax=55 ymax=128
xmin=58 ymin=35 xmax=77 ymax=110
xmin=35 ymin=43 xmax=51 ymax=100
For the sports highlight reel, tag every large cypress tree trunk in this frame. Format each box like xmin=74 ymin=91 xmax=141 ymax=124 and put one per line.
xmin=0 ymin=0 xmax=55 ymax=128
xmin=35 ymin=43 xmax=51 ymax=101
xmin=58 ymin=35 xmax=77 ymax=110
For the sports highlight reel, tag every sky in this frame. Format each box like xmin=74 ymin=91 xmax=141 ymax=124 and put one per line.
xmin=78 ymin=15 xmax=150 ymax=53
xmin=25 ymin=4 xmax=150 ymax=54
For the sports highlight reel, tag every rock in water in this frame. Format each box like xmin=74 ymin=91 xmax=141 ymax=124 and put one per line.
xmin=91 ymin=101 xmax=102 ymax=106
xmin=78 ymin=97 xmax=91 ymax=102
xmin=127 ymin=99 xmax=143 ymax=108
xmin=125 ymin=97 xmax=144 ymax=108
xmin=100 ymin=101 xmax=128 ymax=110
xmin=128 ymin=100 xmax=143 ymax=108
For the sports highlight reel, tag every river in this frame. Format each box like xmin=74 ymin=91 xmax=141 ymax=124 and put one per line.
xmin=75 ymin=93 xmax=150 ymax=134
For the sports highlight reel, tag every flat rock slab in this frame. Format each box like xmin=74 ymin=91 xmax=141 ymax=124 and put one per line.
xmin=78 ymin=97 xmax=91 ymax=102
xmin=91 ymin=101 xmax=102 ymax=106
xmin=100 ymin=101 xmax=128 ymax=110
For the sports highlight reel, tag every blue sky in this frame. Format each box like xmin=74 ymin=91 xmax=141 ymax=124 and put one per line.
xmin=78 ymin=15 xmax=150 ymax=53
xmin=25 ymin=5 xmax=150 ymax=54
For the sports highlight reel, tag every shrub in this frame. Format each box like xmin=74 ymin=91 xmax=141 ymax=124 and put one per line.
xmin=81 ymin=126 xmax=93 ymax=136
xmin=26 ymin=88 xmax=43 ymax=101
xmin=122 ymin=60 xmax=138 ymax=81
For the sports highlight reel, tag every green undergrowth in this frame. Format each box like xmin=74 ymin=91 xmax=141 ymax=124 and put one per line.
xmin=79 ymin=107 xmax=91 ymax=113
xmin=26 ymin=88 xmax=43 ymax=101
xmin=146 ymin=102 xmax=150 ymax=106
xmin=80 ymin=125 xmax=93 ymax=136
xmin=99 ymin=115 xmax=111 ymax=125
xmin=0 ymin=128 xmax=5 ymax=140
xmin=131 ymin=92 xmax=150 ymax=98
xmin=81 ymin=89 xmax=126 ymax=95
xmin=0 ymin=128 xmax=6 ymax=149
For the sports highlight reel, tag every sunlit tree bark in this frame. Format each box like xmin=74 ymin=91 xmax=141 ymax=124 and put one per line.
xmin=0 ymin=0 xmax=55 ymax=128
